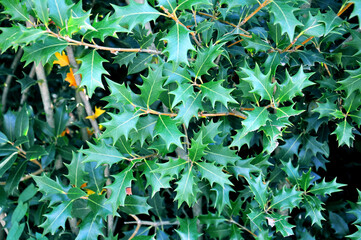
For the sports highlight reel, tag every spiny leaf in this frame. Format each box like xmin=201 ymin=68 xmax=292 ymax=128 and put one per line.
xmin=112 ymin=1 xmax=161 ymax=31
xmin=48 ymin=0 xmax=73 ymax=28
xmin=77 ymin=50 xmax=109 ymax=97
xmin=196 ymin=161 xmax=232 ymax=188
xmin=154 ymin=115 xmax=184 ymax=150
xmin=200 ymin=80 xmax=237 ymax=108
xmin=76 ymin=214 xmax=104 ymax=240
xmin=64 ymin=151 xmax=86 ymax=188
xmin=337 ymin=61 xmax=361 ymax=97
xmin=309 ymin=178 xmax=346 ymax=196
xmin=175 ymin=217 xmax=202 ymax=240
xmin=174 ymin=92 xmax=203 ymax=127
xmin=119 ymin=195 xmax=152 ymax=215
xmin=270 ymin=0 xmax=303 ymax=41
xmin=193 ymin=43 xmax=223 ymax=78
xmin=332 ymin=119 xmax=355 ymax=147
xmin=101 ymin=111 xmax=141 ymax=143
xmin=270 ymin=186 xmax=302 ymax=211
xmin=174 ymin=167 xmax=199 ymax=208
xmin=106 ymin=165 xmax=135 ymax=215
xmin=40 ymin=200 xmax=74 ymax=235
xmin=303 ymin=195 xmax=325 ymax=227
xmin=0 ymin=0 xmax=30 ymax=22
xmin=142 ymin=160 xmax=171 ymax=197
xmin=139 ymin=65 xmax=167 ymax=107
xmin=153 ymin=158 xmax=188 ymax=178
xmin=32 ymin=0 xmax=49 ymax=26
xmin=247 ymin=175 xmax=269 ymax=208
xmin=240 ymin=63 xmax=274 ymax=101
xmin=161 ymin=24 xmax=195 ymax=66
xmin=81 ymin=140 xmax=126 ymax=167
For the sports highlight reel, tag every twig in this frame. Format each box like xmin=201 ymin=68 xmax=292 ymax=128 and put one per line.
xmin=240 ymin=0 xmax=272 ymax=26
xmin=0 ymin=168 xmax=45 ymax=185
xmin=1 ymin=49 xmax=23 ymax=113
xmin=46 ymin=29 xmax=161 ymax=55
xmin=128 ymin=214 xmax=141 ymax=240
xmin=141 ymin=108 xmax=248 ymax=119
xmin=227 ymin=218 xmax=257 ymax=238
xmin=66 ymin=46 xmax=100 ymax=137
xmin=337 ymin=2 xmax=353 ymax=17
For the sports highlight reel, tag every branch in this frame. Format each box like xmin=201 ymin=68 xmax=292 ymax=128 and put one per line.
xmin=141 ymin=108 xmax=248 ymax=119
xmin=227 ymin=218 xmax=257 ymax=238
xmin=47 ymin=29 xmax=161 ymax=55
xmin=124 ymin=219 xmax=179 ymax=227
xmin=0 ymin=168 xmax=45 ymax=186
xmin=128 ymin=214 xmax=141 ymax=240
xmin=240 ymin=0 xmax=272 ymax=26
xmin=1 ymin=48 xmax=23 ymax=113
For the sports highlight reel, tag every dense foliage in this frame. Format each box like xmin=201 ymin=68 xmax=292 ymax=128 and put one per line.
xmin=1 ymin=0 xmax=361 ymax=239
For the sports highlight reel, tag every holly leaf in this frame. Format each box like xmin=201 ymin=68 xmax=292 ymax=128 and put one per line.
xmin=174 ymin=92 xmax=203 ymax=127
xmin=309 ymin=178 xmax=346 ymax=196
xmin=81 ymin=140 xmax=126 ymax=167
xmin=154 ymin=115 xmax=184 ymax=150
xmin=247 ymin=175 xmax=269 ymax=208
xmin=204 ymin=145 xmax=239 ymax=167
xmin=170 ymin=82 xmax=195 ymax=108
xmin=161 ymin=24 xmax=195 ymax=66
xmin=313 ymin=99 xmax=337 ymax=119
xmin=211 ymin=184 xmax=234 ymax=212
xmin=76 ymin=214 xmax=104 ymax=240
xmin=22 ymin=37 xmax=68 ymax=66
xmin=193 ymin=43 xmax=223 ymax=78
xmin=0 ymin=0 xmax=30 ymax=22
xmin=270 ymin=0 xmax=303 ymax=41
xmin=276 ymin=66 xmax=314 ymax=103
xmin=240 ymin=63 xmax=274 ymax=101
xmin=177 ymin=0 xmax=211 ymax=11
xmin=32 ymin=175 xmax=66 ymax=197
xmin=349 ymin=0 xmax=361 ymax=26
xmin=281 ymin=160 xmax=300 ymax=186
xmin=0 ymin=26 xmax=23 ymax=53
xmin=119 ymin=195 xmax=152 ymax=215
xmin=193 ymin=120 xmax=221 ymax=144
xmin=174 ymin=167 xmax=200 ymax=207
xmin=84 ymin=14 xmax=128 ymax=42
xmin=112 ymin=1 xmax=161 ymax=31
xmin=40 ymin=200 xmax=74 ymax=235
xmin=139 ymin=66 xmax=167 ymax=107
xmin=101 ymin=111 xmax=141 ymax=142
xmin=175 ymin=217 xmax=202 ymax=240
xmin=142 ymin=160 xmax=171 ymax=197
xmin=243 ymin=34 xmax=272 ymax=53
xmin=48 ymin=0 xmax=73 ymax=28
xmin=0 ymin=153 xmax=17 ymax=178
xmin=271 ymin=213 xmax=295 ymax=237
xmin=77 ymin=50 xmax=109 ymax=97
xmin=106 ymin=166 xmax=135 ymax=215
xmin=200 ymin=80 xmax=237 ymax=108
xmin=105 ymin=78 xmax=133 ymax=106
xmin=153 ymin=158 xmax=188 ymax=178
xmin=337 ymin=61 xmax=361 ymax=97
xmin=229 ymin=158 xmax=260 ymax=180
xmin=188 ymin=133 xmax=208 ymax=162
xmin=270 ymin=186 xmax=302 ymax=211
xmin=64 ymin=152 xmax=86 ymax=188
xmin=33 ymin=0 xmax=49 ymax=26
xmin=303 ymin=195 xmax=325 ymax=227
xmin=332 ymin=120 xmax=354 ymax=147
xmin=196 ymin=161 xmax=232 ymax=188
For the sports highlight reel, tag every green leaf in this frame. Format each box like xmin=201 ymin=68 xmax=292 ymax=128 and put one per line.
xmin=329 ymin=211 xmax=349 ymax=236
xmin=196 ymin=161 xmax=232 ymax=188
xmin=312 ymin=99 xmax=337 ymax=119
xmin=77 ymin=50 xmax=109 ymax=97
xmin=0 ymin=152 xmax=18 ymax=178
xmin=19 ymin=183 xmax=37 ymax=202
xmin=318 ymin=9 xmax=343 ymax=36
xmin=11 ymin=200 xmax=28 ymax=224
xmin=0 ymin=26 xmax=22 ymax=53
xmin=154 ymin=115 xmax=184 ymax=150
xmin=16 ymin=73 xmax=37 ymax=94
xmin=240 ymin=63 xmax=274 ymax=101
xmin=243 ymin=34 xmax=272 ymax=53
xmin=337 ymin=61 xmax=361 ymax=97
xmin=247 ymin=175 xmax=269 ymax=208
xmin=22 ymin=37 xmax=68 ymax=66
xmin=101 ymin=111 xmax=141 ymax=142
xmin=175 ymin=217 xmax=202 ymax=240
xmin=247 ymin=208 xmax=266 ymax=232
xmin=128 ymin=53 xmax=153 ymax=75
xmin=26 ymin=145 xmax=48 ymax=160
xmin=40 ymin=200 xmax=74 ymax=235
xmin=76 ymin=214 xmax=104 ymax=240
xmin=64 ymin=152 xmax=86 ymax=188
xmin=153 ymin=158 xmax=188 ymax=178
xmin=161 ymin=24 xmax=195 ymax=66
xmin=163 ymin=64 xmax=192 ymax=85
xmin=332 ymin=120 xmax=354 ymax=147
xmin=271 ymin=213 xmax=295 ymax=237
xmin=282 ymin=160 xmax=300 ymax=186
xmin=232 ymin=107 xmax=269 ymax=146
xmin=15 ymin=106 xmax=29 ymax=138
xmin=170 ymin=82 xmax=194 ymax=108
xmin=350 ymin=0 xmax=361 ymax=26
xmin=48 ymin=0 xmax=73 ymax=28
xmin=193 ymin=120 xmax=221 ymax=144
xmin=174 ymin=167 xmax=199 ymax=207
xmin=130 ymin=115 xmax=157 ymax=146
xmin=105 ymin=78 xmax=133 ymax=106
xmin=270 ymin=186 xmax=302 ymax=211
xmin=54 ymin=103 xmax=69 ymax=137
xmin=14 ymin=26 xmax=46 ymax=45
xmin=119 ymin=195 xmax=152 ymax=215
xmin=142 ymin=160 xmax=171 ymax=197
xmin=106 ymin=165 xmax=135 ymax=215
xmin=84 ymin=14 xmax=128 ymax=42
xmin=113 ymin=52 xmax=137 ymax=68
xmin=32 ymin=174 xmax=66 ymax=196
xmin=276 ymin=66 xmax=314 ymax=103
xmin=177 ymin=0 xmax=211 ymax=11
xmin=0 ymin=0 xmax=30 ymax=22
xmin=270 ymin=0 xmax=303 ymax=41
xmin=193 ymin=43 xmax=223 ymax=78
xmin=309 ymin=178 xmax=346 ymax=196
xmin=174 ymin=92 xmax=203 ymax=127
xmin=229 ymin=158 xmax=260 ymax=180
xmin=212 ymin=184 xmax=234 ymax=212
xmin=32 ymin=0 xmax=49 ymax=26
xmin=347 ymin=225 xmax=361 ymax=240
xmin=204 ymin=145 xmax=239 ymax=167
xmin=7 ymin=222 xmax=25 ymax=240
xmin=112 ymin=1 xmax=161 ymax=31
xmin=81 ymin=140 xmax=126 ymax=167
xmin=67 ymin=187 xmax=87 ymax=200
xmin=200 ymin=80 xmax=237 ymax=108
xmin=139 ymin=65 xmax=167 ymax=107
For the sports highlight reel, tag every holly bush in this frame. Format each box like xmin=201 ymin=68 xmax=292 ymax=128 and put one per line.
xmin=1 ymin=0 xmax=361 ymax=239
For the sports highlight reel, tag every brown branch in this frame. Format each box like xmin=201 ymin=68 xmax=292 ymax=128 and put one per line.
xmin=240 ymin=0 xmax=272 ymax=26
xmin=1 ymin=49 xmax=23 ymax=113
xmin=128 ymin=214 xmax=141 ymax=240
xmin=46 ymin=29 xmax=161 ymax=55
xmin=337 ymin=2 xmax=353 ymax=17
xmin=124 ymin=220 xmax=179 ymax=227
xmin=227 ymin=39 xmax=244 ymax=47
xmin=227 ymin=218 xmax=257 ymax=238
